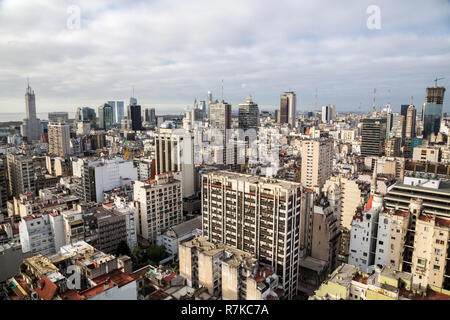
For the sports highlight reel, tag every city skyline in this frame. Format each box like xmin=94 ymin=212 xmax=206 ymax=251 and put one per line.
xmin=0 ymin=0 xmax=449 ymax=114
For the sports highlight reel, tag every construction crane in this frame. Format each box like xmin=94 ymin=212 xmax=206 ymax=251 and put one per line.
xmin=434 ymin=77 xmax=445 ymax=87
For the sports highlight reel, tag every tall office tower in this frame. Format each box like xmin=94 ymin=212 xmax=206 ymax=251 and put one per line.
xmin=301 ymin=138 xmax=333 ymax=189
xmin=423 ymin=87 xmax=446 ymax=140
xmin=207 ymin=91 xmax=213 ymax=118
xmin=385 ymin=112 xmax=393 ymax=139
xmin=321 ymin=105 xmax=336 ymax=123
xmin=149 ymin=108 xmax=156 ymax=125
xmin=274 ymin=110 xmax=280 ymax=123
xmin=155 ymin=128 xmax=195 ymax=198
xmin=75 ymin=107 xmax=97 ymax=129
xmin=107 ymin=101 xmax=117 ymax=123
xmin=405 ymin=104 xmax=417 ymax=139
xmin=115 ymin=101 xmax=125 ymax=124
xmin=199 ymin=100 xmax=207 ymax=116
xmin=127 ymin=103 xmax=142 ymax=131
xmin=98 ymin=103 xmax=114 ymax=130
xmin=209 ymin=100 xmax=232 ymax=163
xmin=238 ymin=96 xmax=259 ymax=131
xmin=48 ymin=112 xmax=69 ymax=124
xmin=48 ymin=123 xmax=71 ymax=158
xmin=6 ymin=152 xmax=35 ymax=197
xmin=133 ymin=172 xmax=183 ymax=243
xmin=361 ymin=118 xmax=387 ymax=157
xmin=20 ymin=84 xmax=43 ymax=142
xmin=400 ymin=104 xmax=409 ymax=118
xmin=143 ymin=108 xmax=151 ymax=122
xmin=201 ymin=171 xmax=302 ymax=299
xmin=280 ymin=92 xmax=297 ymax=127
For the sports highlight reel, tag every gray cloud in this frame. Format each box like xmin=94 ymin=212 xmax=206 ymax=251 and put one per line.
xmin=0 ymin=0 xmax=449 ymax=115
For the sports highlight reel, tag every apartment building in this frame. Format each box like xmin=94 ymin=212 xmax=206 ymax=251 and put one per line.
xmin=179 ymin=237 xmax=281 ymax=300
xmin=154 ymin=128 xmax=195 ymax=198
xmin=133 ymin=172 xmax=183 ymax=243
xmin=6 ymin=152 xmax=35 ymax=197
xmin=19 ymin=212 xmax=66 ymax=256
xmin=48 ymin=123 xmax=71 ymax=157
xmin=201 ymin=171 xmax=302 ymax=299
xmin=301 ymin=138 xmax=333 ymax=189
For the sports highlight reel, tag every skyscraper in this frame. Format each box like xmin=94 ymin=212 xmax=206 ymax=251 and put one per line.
xmin=321 ymin=105 xmax=336 ymax=123
xmin=238 ymin=95 xmax=259 ymax=131
xmin=20 ymin=84 xmax=43 ymax=142
xmin=48 ymin=123 xmax=71 ymax=157
xmin=207 ymin=91 xmax=213 ymax=118
xmin=405 ymin=104 xmax=417 ymax=139
xmin=6 ymin=152 xmax=35 ymax=197
xmin=201 ymin=171 xmax=302 ymax=299
xmin=361 ymin=118 xmax=387 ymax=157
xmin=423 ymin=87 xmax=446 ymax=140
xmin=209 ymin=100 xmax=232 ymax=164
xmin=107 ymin=101 xmax=116 ymax=123
xmin=301 ymin=138 xmax=333 ymax=189
xmin=280 ymin=92 xmax=296 ymax=127
xmin=116 ymin=101 xmax=125 ymax=124
xmin=127 ymin=98 xmax=142 ymax=131
xmin=98 ymin=103 xmax=114 ymax=130
xmin=75 ymin=107 xmax=97 ymax=129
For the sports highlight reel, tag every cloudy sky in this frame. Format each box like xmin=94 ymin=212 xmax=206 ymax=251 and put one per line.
xmin=0 ymin=0 xmax=449 ymax=115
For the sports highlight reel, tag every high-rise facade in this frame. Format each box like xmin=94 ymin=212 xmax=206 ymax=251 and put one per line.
xmin=48 ymin=123 xmax=71 ymax=157
xmin=133 ymin=172 xmax=183 ymax=243
xmin=280 ymin=92 xmax=297 ymax=127
xmin=207 ymin=91 xmax=213 ymax=118
xmin=155 ymin=128 xmax=195 ymax=198
xmin=98 ymin=103 xmax=114 ymax=130
xmin=209 ymin=100 xmax=232 ymax=163
xmin=301 ymin=138 xmax=333 ymax=189
xmin=20 ymin=85 xmax=43 ymax=142
xmin=423 ymin=87 xmax=446 ymax=140
xmin=321 ymin=105 xmax=336 ymax=123
xmin=127 ymin=101 xmax=142 ymax=131
xmin=116 ymin=101 xmax=125 ymax=124
xmin=238 ymin=96 xmax=259 ymax=131
xmin=6 ymin=152 xmax=35 ymax=197
xmin=405 ymin=104 xmax=417 ymax=139
xmin=201 ymin=171 xmax=302 ymax=299
xmin=75 ymin=107 xmax=97 ymax=129
xmin=361 ymin=118 xmax=387 ymax=157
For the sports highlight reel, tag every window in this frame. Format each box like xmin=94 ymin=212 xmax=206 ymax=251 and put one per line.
xmin=417 ymin=258 xmax=425 ymax=265
xmin=433 ymin=265 xmax=440 ymax=271
xmin=379 ymin=241 xmax=384 ymax=245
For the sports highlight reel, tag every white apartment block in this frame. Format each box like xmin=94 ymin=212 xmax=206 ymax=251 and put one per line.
xmin=133 ymin=172 xmax=183 ymax=243
xmin=348 ymin=194 xmax=384 ymax=273
xmin=113 ymin=197 xmax=138 ymax=249
xmin=19 ymin=212 xmax=66 ymax=256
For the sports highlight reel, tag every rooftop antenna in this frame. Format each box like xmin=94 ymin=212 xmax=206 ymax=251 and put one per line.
xmin=434 ymin=77 xmax=445 ymax=87
xmin=372 ymin=88 xmax=377 ymax=114
xmin=221 ymin=79 xmax=224 ymax=102
xmin=410 ymin=96 xmax=414 ymax=105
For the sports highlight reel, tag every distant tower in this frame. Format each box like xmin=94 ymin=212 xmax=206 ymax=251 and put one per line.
xmin=372 ymin=88 xmax=377 ymax=114
xmin=20 ymin=81 xmax=43 ymax=142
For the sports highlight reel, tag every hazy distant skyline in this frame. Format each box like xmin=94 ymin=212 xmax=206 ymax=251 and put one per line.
xmin=0 ymin=0 xmax=449 ymax=114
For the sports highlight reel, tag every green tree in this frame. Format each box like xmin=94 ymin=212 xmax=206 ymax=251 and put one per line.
xmin=146 ymin=245 xmax=167 ymax=264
